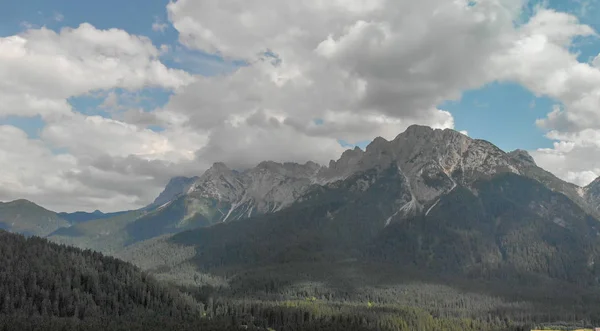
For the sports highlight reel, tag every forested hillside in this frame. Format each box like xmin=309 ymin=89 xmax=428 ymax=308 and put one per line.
xmin=157 ymin=171 xmax=600 ymax=327
xmin=0 ymin=229 xmax=536 ymax=330
xmin=0 ymin=230 xmax=201 ymax=329
xmin=170 ymin=171 xmax=600 ymax=284
xmin=0 ymin=200 xmax=69 ymax=237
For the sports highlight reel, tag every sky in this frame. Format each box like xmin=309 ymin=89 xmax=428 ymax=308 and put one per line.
xmin=0 ymin=0 xmax=599 ymax=212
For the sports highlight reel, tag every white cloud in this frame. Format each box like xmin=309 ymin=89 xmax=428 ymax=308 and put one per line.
xmin=531 ymin=128 xmax=600 ymax=186
xmin=2 ymin=0 xmax=600 ymax=212
xmin=490 ymin=9 xmax=599 ymax=132
xmin=165 ymin=0 xmax=600 ymax=188
xmin=0 ymin=117 xmax=206 ymax=211
xmin=162 ymin=0 xmax=525 ymax=167
xmin=0 ymin=24 xmax=199 ymax=211
xmin=481 ymin=8 xmax=600 ymax=186
xmin=0 ymin=23 xmax=193 ymax=120
xmin=593 ymin=53 xmax=600 ymax=67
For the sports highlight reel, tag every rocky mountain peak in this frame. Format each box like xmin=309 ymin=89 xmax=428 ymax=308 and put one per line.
xmin=150 ymin=176 xmax=199 ymax=208
xmin=393 ymin=125 xmax=468 ymax=145
xmin=255 ymin=160 xmax=284 ymax=172
xmin=253 ymin=161 xmax=322 ymax=178
xmin=586 ymin=176 xmax=600 ymax=213
xmin=402 ymin=124 xmax=435 ymax=136
xmin=365 ymin=136 xmax=389 ymax=152
xmin=177 ymin=158 xmax=325 ymax=221
xmin=206 ymin=162 xmax=232 ymax=174
xmin=587 ymin=176 xmax=600 ymax=189
xmin=150 ymin=125 xmax=533 ymax=226
xmin=508 ymin=149 xmax=537 ymax=166
xmin=281 ymin=161 xmax=323 ymax=177
xmin=322 ymin=145 xmax=366 ymax=181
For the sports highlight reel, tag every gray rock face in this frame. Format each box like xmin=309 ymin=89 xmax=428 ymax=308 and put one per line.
xmin=585 ymin=177 xmax=600 ymax=214
xmin=508 ymin=149 xmax=537 ymax=166
xmin=182 ymin=161 xmax=323 ymax=222
xmin=153 ymin=124 xmax=600 ymax=226
xmin=506 ymin=149 xmax=598 ymax=217
xmin=154 ymin=125 xmax=524 ymax=225
xmin=313 ymin=126 xmax=520 ymax=210
xmin=150 ymin=176 xmax=199 ymax=208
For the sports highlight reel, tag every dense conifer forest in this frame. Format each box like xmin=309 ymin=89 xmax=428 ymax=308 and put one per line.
xmin=0 ymin=229 xmax=542 ymax=330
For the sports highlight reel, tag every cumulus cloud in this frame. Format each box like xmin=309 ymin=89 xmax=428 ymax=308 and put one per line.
xmin=481 ymin=8 xmax=600 ymax=185
xmin=0 ymin=24 xmax=199 ymax=211
xmin=593 ymin=53 xmax=600 ymax=67
xmin=165 ymin=0 xmax=600 ymax=187
xmin=162 ymin=0 xmax=523 ymax=165
xmin=2 ymin=24 xmax=192 ymax=97
xmin=0 ymin=118 xmax=205 ymax=212
xmin=2 ymin=0 xmax=600 ymax=211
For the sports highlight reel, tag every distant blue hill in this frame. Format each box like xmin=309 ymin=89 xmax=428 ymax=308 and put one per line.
xmin=58 ymin=210 xmax=130 ymax=224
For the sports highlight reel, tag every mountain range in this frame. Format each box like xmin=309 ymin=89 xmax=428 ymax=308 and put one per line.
xmin=42 ymin=126 xmax=599 ymax=252
xmin=0 ymin=200 xmax=130 ymax=237
xmin=123 ymin=127 xmax=600 ymax=281
xmin=4 ymin=124 xmax=600 ymax=329
xmin=4 ymin=125 xmax=600 ymax=287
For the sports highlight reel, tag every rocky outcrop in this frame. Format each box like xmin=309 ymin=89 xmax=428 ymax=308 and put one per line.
xmin=150 ymin=176 xmax=199 ymax=208
xmin=151 ymin=125 xmax=600 ymax=228
xmin=585 ymin=177 xmax=600 ymax=214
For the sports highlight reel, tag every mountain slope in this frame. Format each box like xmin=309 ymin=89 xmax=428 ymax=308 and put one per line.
xmin=169 ymin=125 xmax=598 ymax=230
xmin=167 ymin=169 xmax=600 ymax=285
xmin=125 ymin=195 xmax=217 ymax=244
xmin=371 ymin=172 xmax=600 ymax=283
xmin=51 ymin=125 xmax=600 ymax=256
xmin=0 ymin=199 xmax=69 ymax=236
xmin=48 ymin=209 xmax=147 ymax=254
xmin=115 ymin=127 xmax=600 ymax=290
xmin=149 ymin=176 xmax=199 ymax=209
xmin=586 ymin=177 xmax=600 ymax=215
xmin=48 ymin=161 xmax=325 ymax=252
xmin=180 ymin=160 xmax=323 ymax=223
xmin=57 ymin=210 xmax=129 ymax=224
xmin=508 ymin=150 xmax=597 ymax=218
xmin=0 ymin=230 xmax=200 ymax=324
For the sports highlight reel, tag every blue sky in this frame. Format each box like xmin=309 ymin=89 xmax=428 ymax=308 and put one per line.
xmin=2 ymin=0 xmax=598 ymax=154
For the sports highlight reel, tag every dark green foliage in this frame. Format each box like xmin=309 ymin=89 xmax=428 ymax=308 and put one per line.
xmin=0 ymin=230 xmax=197 ymax=322
xmin=0 ymin=229 xmax=531 ymax=330
xmin=49 ymin=225 xmax=85 ymax=237
xmin=0 ymin=303 xmax=526 ymax=331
